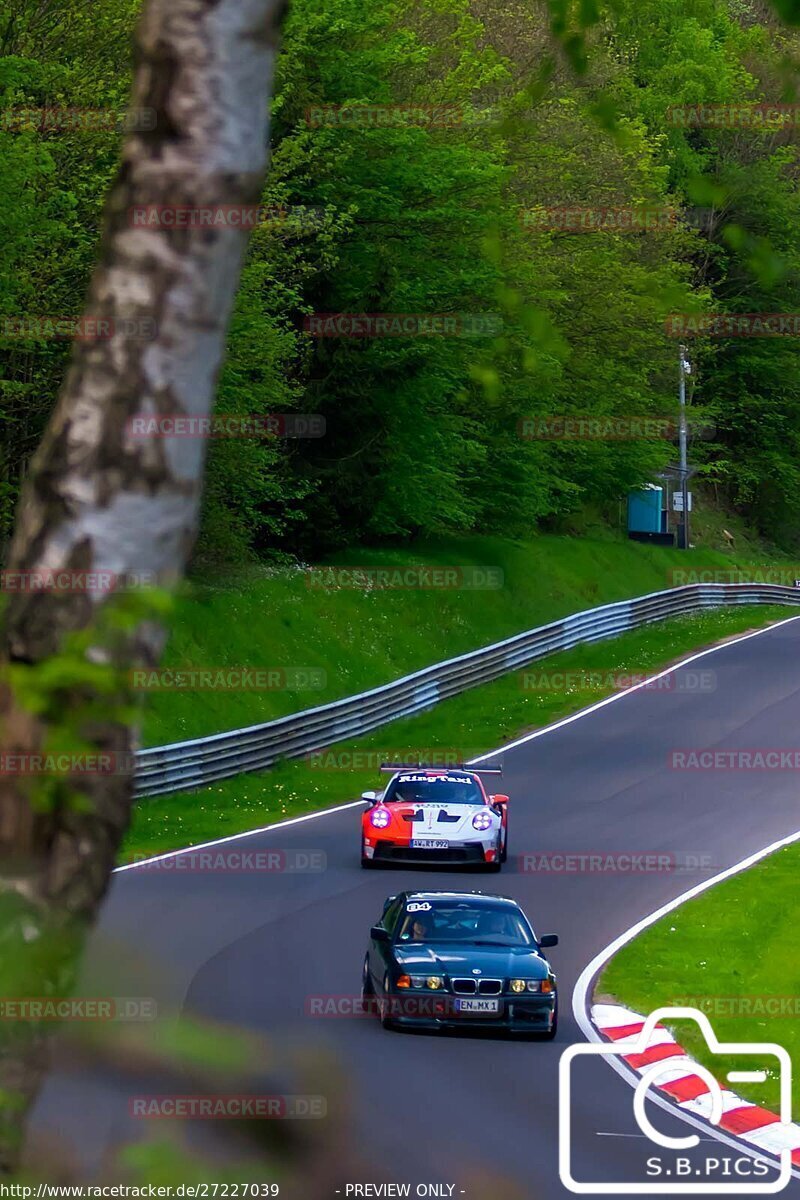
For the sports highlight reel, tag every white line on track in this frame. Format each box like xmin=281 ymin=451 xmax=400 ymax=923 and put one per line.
xmin=113 ymin=800 xmax=365 ymax=872
xmin=471 ymin=610 xmax=800 ymax=761
xmin=565 ymin=615 xmax=800 ymax=1175
xmin=115 ymin=610 xmax=800 ymax=1171
xmin=117 ymin=611 xmax=800 ymax=872
xmin=572 ymin=823 xmax=800 ymax=1179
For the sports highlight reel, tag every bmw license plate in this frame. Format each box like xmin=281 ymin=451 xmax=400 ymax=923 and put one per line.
xmin=410 ymin=839 xmax=449 ymax=849
xmin=455 ymin=998 xmax=501 ymax=1015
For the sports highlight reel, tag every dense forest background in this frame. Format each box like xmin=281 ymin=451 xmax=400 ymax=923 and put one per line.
xmin=3 ymin=0 xmax=800 ymax=562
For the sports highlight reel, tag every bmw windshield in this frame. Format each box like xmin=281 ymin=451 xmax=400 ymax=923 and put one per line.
xmin=396 ymin=903 xmax=534 ymax=947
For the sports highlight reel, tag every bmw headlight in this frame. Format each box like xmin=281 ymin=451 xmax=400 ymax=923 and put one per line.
xmin=408 ymin=976 xmax=444 ymax=990
xmin=472 ymin=810 xmax=493 ymax=831
xmin=510 ymin=979 xmax=546 ymax=993
xmin=370 ymin=807 xmax=391 ymax=828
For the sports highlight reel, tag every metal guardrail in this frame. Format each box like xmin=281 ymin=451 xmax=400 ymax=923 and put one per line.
xmin=134 ymin=582 xmax=800 ymax=797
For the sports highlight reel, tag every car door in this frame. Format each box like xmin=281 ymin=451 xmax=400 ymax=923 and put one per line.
xmin=369 ymin=896 xmax=403 ymax=992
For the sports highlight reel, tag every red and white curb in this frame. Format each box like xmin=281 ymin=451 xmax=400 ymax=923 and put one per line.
xmin=592 ymin=1004 xmax=800 ymax=1164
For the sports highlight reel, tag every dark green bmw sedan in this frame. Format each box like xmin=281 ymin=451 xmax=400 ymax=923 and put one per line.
xmin=361 ymin=890 xmax=558 ymax=1037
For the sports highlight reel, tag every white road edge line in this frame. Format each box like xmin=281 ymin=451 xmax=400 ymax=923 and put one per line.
xmin=572 ymin=831 xmax=800 ymax=1176
xmin=113 ymin=801 xmax=365 ymax=871
xmin=116 ymin=611 xmax=800 ymax=872
xmin=563 ymin=608 xmax=800 ymax=1177
xmin=562 ymin=611 xmax=800 ymax=1176
xmin=470 ymin=610 xmax=800 ymax=761
xmin=116 ymin=607 xmax=800 ymax=1172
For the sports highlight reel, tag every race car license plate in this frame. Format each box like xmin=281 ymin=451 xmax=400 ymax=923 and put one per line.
xmin=411 ymin=839 xmax=449 ymax=849
xmin=455 ymin=998 xmax=500 ymax=1015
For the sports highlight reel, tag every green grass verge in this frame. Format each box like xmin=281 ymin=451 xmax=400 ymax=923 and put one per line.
xmin=143 ymin=531 xmax=789 ymax=748
xmin=124 ymin=602 xmax=796 ymax=861
xmin=599 ymin=839 xmax=800 ymax=1117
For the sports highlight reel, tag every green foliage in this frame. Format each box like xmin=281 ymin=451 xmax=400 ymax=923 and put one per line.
xmin=2 ymin=0 xmax=800 ymax=557
xmin=0 ymin=586 xmax=172 ymax=814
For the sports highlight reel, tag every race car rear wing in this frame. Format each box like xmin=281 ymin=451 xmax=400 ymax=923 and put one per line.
xmin=379 ymin=762 xmax=502 ymax=775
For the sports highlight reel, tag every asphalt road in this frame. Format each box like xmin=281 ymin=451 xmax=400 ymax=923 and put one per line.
xmin=31 ymin=615 xmax=800 ymax=1196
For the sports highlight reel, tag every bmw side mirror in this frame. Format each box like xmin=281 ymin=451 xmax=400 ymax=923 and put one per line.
xmin=539 ymin=934 xmax=558 ymax=949
xmin=370 ymin=925 xmax=390 ymax=943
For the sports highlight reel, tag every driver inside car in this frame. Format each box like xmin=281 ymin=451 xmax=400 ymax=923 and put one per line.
xmin=479 ymin=911 xmax=510 ymax=939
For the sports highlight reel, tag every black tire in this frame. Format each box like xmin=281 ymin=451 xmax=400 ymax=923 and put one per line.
xmin=360 ymin=837 xmax=374 ymax=868
xmin=542 ymin=1000 xmax=558 ymax=1040
xmin=361 ymin=955 xmax=376 ymax=1018
xmin=500 ymin=822 xmax=508 ymax=863
xmin=379 ymin=975 xmax=396 ymax=1029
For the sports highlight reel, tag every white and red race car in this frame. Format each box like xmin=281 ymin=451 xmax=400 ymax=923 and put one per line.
xmin=360 ymin=764 xmax=508 ymax=871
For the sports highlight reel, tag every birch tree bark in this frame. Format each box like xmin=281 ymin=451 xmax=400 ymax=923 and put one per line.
xmin=0 ymin=0 xmax=285 ymax=1169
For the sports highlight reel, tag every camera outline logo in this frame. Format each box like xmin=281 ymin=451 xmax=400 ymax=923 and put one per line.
xmin=559 ymin=1005 xmax=793 ymax=1194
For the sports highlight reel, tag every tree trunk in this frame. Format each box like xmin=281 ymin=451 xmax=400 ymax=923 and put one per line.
xmin=0 ymin=0 xmax=285 ymax=1170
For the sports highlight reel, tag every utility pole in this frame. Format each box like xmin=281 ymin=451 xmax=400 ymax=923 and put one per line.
xmin=678 ymin=344 xmax=691 ymax=549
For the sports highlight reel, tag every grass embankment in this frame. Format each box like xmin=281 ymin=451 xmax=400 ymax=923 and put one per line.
xmin=125 ymin=597 xmax=797 ymax=859
xmin=142 ymin=530 xmax=787 ymax=748
xmin=599 ymin=841 xmax=800 ymax=1117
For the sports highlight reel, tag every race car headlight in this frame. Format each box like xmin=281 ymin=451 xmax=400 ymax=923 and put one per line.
xmin=370 ymin=807 xmax=391 ymax=829
xmin=472 ymin=810 xmax=493 ymax=831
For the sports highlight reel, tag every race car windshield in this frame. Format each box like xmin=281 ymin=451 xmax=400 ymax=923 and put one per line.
xmin=384 ymin=773 xmax=484 ymax=805
xmin=396 ymin=904 xmax=534 ymax=946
